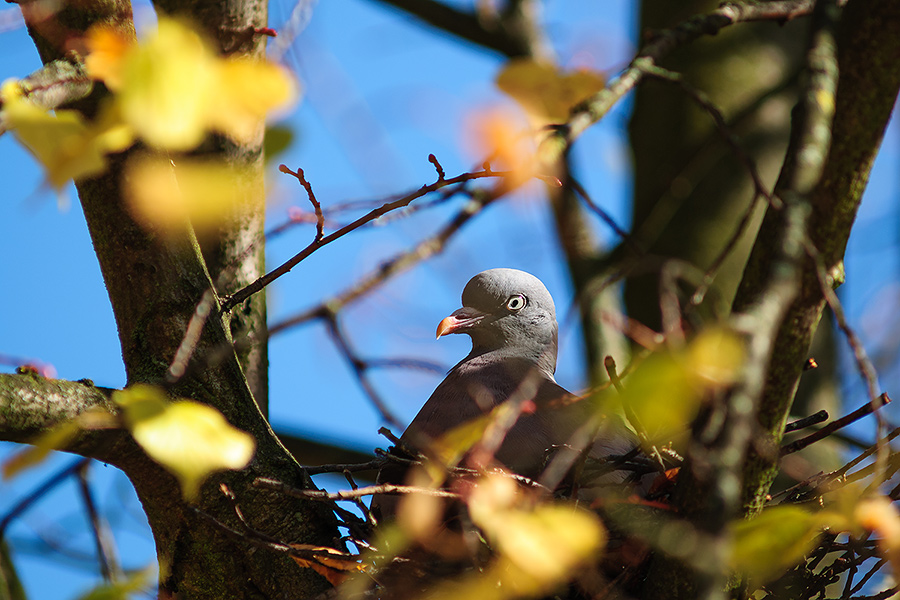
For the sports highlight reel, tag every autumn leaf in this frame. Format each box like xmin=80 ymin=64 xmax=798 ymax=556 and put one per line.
xmin=463 ymin=107 xmax=536 ymax=186
xmin=729 ymin=505 xmax=828 ymax=583
xmin=617 ymin=328 xmax=745 ymax=442
xmin=496 ymin=58 xmax=604 ymax=124
xmin=288 ymin=545 xmax=366 ymax=586
xmin=855 ymin=496 xmax=900 ymax=575
xmin=123 ymin=154 xmax=261 ymax=233
xmin=467 ymin=474 xmax=605 ymax=596
xmin=685 ymin=328 xmax=744 ymax=388
xmin=1 ymin=80 xmax=134 ymax=188
xmin=86 ymin=18 xmax=296 ymax=151
xmin=114 ymin=385 xmax=255 ymax=501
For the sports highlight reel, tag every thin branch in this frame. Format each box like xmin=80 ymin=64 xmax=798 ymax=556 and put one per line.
xmin=0 ymin=457 xmax=90 ymax=537
xmin=222 ymin=168 xmax=503 ymax=312
xmin=267 ymin=183 xmax=502 ymax=335
xmin=566 ymin=177 xmax=637 ymax=249
xmin=365 ymin=0 xmax=530 ymax=57
xmin=323 ymin=312 xmax=402 ymax=429
xmin=166 ymin=289 xmax=216 ymax=383
xmin=784 ymin=410 xmax=829 ymax=433
xmin=781 ymin=394 xmax=891 ymax=456
xmin=253 ymin=477 xmax=460 ymax=501
xmin=75 ymin=462 xmax=121 ymax=583
xmin=551 ymin=0 xmax=838 ymax=153
xmin=279 ymin=165 xmax=324 ymax=243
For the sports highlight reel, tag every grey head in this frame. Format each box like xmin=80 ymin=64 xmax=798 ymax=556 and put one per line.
xmin=436 ymin=268 xmax=559 ymax=377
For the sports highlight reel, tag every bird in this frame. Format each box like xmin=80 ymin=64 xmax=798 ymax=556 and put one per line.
xmin=371 ymin=268 xmax=640 ymax=521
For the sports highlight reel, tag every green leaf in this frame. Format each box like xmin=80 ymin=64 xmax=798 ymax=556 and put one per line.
xmin=729 ymin=506 xmax=824 ymax=583
xmin=75 ymin=566 xmax=153 ymax=600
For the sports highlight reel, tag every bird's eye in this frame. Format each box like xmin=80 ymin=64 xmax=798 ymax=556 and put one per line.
xmin=505 ymin=294 xmax=527 ymax=311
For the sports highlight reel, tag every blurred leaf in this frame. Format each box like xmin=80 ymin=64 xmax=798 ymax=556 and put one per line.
xmin=263 ymin=125 xmax=294 ymax=163
xmin=729 ymin=506 xmax=825 ymax=583
xmin=210 ymin=58 xmax=296 ymax=144
xmin=496 ymin=58 xmax=604 ymax=124
xmin=114 ymin=385 xmax=255 ymax=500
xmin=396 ymin=466 xmax=445 ymax=542
xmin=855 ymin=495 xmax=900 ymax=575
xmin=2 ymin=409 xmax=117 ymax=479
xmin=467 ymin=474 xmax=605 ymax=596
xmin=619 ymin=351 xmax=697 ymax=441
xmin=84 ymin=24 xmax=134 ymax=90
xmin=86 ymin=18 xmax=296 ymax=151
xmin=123 ymin=155 xmax=260 ymax=233
xmin=2 ymin=420 xmax=81 ymax=479
xmin=75 ymin=566 xmax=153 ymax=600
xmin=1 ymin=80 xmax=134 ymax=188
xmin=617 ymin=328 xmax=746 ymax=443
xmin=463 ymin=107 xmax=536 ymax=186
xmin=685 ymin=328 xmax=744 ymax=387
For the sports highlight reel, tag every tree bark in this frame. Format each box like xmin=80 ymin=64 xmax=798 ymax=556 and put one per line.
xmin=4 ymin=1 xmax=341 ymax=597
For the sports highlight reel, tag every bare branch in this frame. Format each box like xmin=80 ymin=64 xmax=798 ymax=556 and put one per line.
xmin=222 ymin=168 xmax=504 ymax=312
xmin=253 ymin=477 xmax=459 ymax=501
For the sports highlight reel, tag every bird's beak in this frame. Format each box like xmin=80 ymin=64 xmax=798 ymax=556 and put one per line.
xmin=436 ymin=307 xmax=487 ymax=339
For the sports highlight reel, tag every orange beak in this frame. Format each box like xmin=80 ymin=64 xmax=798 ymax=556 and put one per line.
xmin=435 ymin=308 xmax=487 ymax=339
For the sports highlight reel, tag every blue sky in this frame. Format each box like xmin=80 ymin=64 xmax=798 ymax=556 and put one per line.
xmin=0 ymin=1 xmax=897 ymax=598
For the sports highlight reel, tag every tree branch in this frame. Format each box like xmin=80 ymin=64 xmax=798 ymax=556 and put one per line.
xmin=735 ymin=0 xmax=900 ymax=517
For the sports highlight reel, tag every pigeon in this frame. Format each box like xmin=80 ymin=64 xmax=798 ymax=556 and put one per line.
xmin=372 ymin=268 xmax=639 ymax=520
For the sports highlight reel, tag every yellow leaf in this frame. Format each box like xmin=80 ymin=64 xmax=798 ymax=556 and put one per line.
xmin=729 ymin=506 xmax=824 ymax=583
xmin=855 ymin=496 xmax=900 ymax=575
xmin=2 ymin=420 xmax=81 ymax=479
xmin=75 ymin=565 xmax=153 ymax=600
xmin=496 ymin=58 xmax=604 ymax=124
xmin=468 ymin=474 xmax=605 ymax=595
xmin=84 ymin=25 xmax=135 ymax=90
xmin=210 ymin=58 xmax=297 ymax=144
xmin=124 ymin=155 xmax=260 ymax=233
xmin=114 ymin=385 xmax=255 ymax=500
xmin=114 ymin=18 xmax=217 ymax=150
xmin=1 ymin=80 xmax=134 ymax=188
xmin=685 ymin=328 xmax=745 ymax=387
xmin=87 ymin=18 xmax=296 ymax=151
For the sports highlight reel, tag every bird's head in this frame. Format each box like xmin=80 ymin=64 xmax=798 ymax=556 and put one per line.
xmin=436 ymin=268 xmax=559 ymax=373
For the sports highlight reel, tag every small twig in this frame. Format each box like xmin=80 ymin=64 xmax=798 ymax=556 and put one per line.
xmin=781 ymin=394 xmax=891 ymax=456
xmin=190 ymin=504 xmax=360 ymax=564
xmin=784 ymin=410 xmax=829 ymax=433
xmin=568 ymin=177 xmax=639 ymax=251
xmin=266 ymin=187 xmax=501 ymax=339
xmin=605 ymin=356 xmax=667 ymax=472
xmin=253 ymin=477 xmax=459 ymax=501
xmin=377 ymin=427 xmax=403 ymax=447
xmin=222 ymin=168 xmax=505 ymax=312
xmin=75 ymin=462 xmax=121 ymax=583
xmin=830 ymin=426 xmax=900 ymax=482
xmin=304 ymin=458 xmax=384 ymax=476
xmin=428 ymin=153 xmax=445 ymax=181
xmin=279 ymin=165 xmax=325 ymax=242
xmin=323 ymin=311 xmax=402 ymax=429
xmin=166 ymin=289 xmax=216 ymax=383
